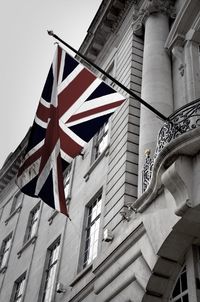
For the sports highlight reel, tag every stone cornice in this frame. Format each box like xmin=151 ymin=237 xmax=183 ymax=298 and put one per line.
xmin=0 ymin=129 xmax=30 ymax=195
xmin=79 ymin=0 xmax=136 ymax=62
xmin=165 ymin=0 xmax=200 ymax=50
xmin=133 ymin=0 xmax=176 ymax=36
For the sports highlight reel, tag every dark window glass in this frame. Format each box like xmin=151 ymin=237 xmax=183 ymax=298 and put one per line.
xmin=183 ymin=294 xmax=189 ymax=302
xmin=170 ymin=266 xmax=189 ymax=302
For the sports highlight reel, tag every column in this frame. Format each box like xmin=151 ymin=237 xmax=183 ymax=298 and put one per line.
xmin=133 ymin=0 xmax=175 ymax=195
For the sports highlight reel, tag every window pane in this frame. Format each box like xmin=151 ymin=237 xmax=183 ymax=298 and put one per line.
xmin=0 ymin=235 xmax=12 ymax=269
xmin=26 ymin=204 xmax=40 ymax=242
xmin=170 ymin=266 xmax=188 ymax=301
xmin=182 ymin=294 xmax=189 ymax=302
xmin=42 ymin=240 xmax=60 ymax=302
xmin=83 ymin=193 xmax=102 ymax=268
xmin=172 ymin=280 xmax=180 ymax=297
xmin=1 ymin=250 xmax=9 ymax=268
xmin=98 ymin=134 xmax=108 ymax=154
xmin=93 ymin=123 xmax=109 ymax=160
xmin=181 ymin=272 xmax=188 ymax=292
xmin=10 ymin=192 xmax=22 ymax=213
xmin=13 ymin=274 xmax=26 ymax=302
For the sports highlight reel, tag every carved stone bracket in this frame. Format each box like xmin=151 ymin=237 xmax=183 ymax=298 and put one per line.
xmin=133 ymin=0 xmax=176 ymax=36
xmin=161 ymin=156 xmax=193 ymax=216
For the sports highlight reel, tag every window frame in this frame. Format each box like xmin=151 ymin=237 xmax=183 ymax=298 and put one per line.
xmin=10 ymin=191 xmax=23 ymax=215
xmin=0 ymin=232 xmax=13 ymax=273
xmin=10 ymin=271 xmax=27 ymax=302
xmin=91 ymin=122 xmax=109 ymax=164
xmin=39 ymin=237 xmax=61 ymax=302
xmin=169 ymin=247 xmax=200 ymax=302
xmin=169 ymin=265 xmax=189 ymax=301
xmin=64 ymin=164 xmax=72 ymax=201
xmin=23 ymin=202 xmax=41 ymax=244
xmin=80 ymin=191 xmax=103 ymax=270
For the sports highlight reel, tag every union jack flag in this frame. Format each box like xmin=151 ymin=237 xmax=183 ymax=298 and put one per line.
xmin=16 ymin=46 xmax=126 ymax=216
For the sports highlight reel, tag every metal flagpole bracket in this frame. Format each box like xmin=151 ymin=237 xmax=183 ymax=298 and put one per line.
xmin=47 ymin=30 xmax=54 ymax=36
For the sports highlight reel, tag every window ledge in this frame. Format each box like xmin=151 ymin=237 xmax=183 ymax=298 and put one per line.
xmin=84 ymin=145 xmax=109 ymax=182
xmin=5 ymin=204 xmax=22 ymax=225
xmin=17 ymin=235 xmax=37 ymax=258
xmin=70 ymin=264 xmax=93 ymax=287
xmin=0 ymin=265 xmax=7 ymax=274
xmin=48 ymin=210 xmax=59 ymax=225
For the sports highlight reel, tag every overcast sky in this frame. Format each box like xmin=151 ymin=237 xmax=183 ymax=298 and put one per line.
xmin=0 ymin=0 xmax=102 ymax=169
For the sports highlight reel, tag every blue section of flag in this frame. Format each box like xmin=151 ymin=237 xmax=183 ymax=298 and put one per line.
xmin=41 ymin=66 xmax=54 ymax=102
xmin=26 ymin=123 xmax=45 ymax=153
xmin=86 ymin=82 xmax=115 ymax=101
xmin=69 ymin=114 xmax=112 ymax=142
xmin=62 ymin=52 xmax=79 ymax=81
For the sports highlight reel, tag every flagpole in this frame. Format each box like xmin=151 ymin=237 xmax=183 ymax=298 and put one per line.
xmin=47 ymin=30 xmax=168 ymax=122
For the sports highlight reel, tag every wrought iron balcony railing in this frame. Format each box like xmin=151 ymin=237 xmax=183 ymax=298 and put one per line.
xmin=142 ymin=98 xmax=200 ymax=192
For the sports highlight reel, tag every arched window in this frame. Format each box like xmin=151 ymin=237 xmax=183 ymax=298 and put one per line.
xmin=169 ymin=266 xmax=189 ymax=302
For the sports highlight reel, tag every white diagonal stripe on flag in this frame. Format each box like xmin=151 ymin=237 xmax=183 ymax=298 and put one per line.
xmin=35 ymin=140 xmax=60 ymax=197
xmin=59 ymin=120 xmax=86 ymax=147
xmin=52 ymin=141 xmax=62 ymax=212
xmin=75 ymin=92 xmax=124 ymax=114
xmin=60 ymin=149 xmax=73 ymax=163
xmin=58 ymin=64 xmax=84 ymax=94
xmin=40 ymin=97 xmax=51 ymax=108
xmin=58 ymin=48 xmax=66 ymax=85
xmin=24 ymin=140 xmax=44 ymax=161
xmin=35 ymin=116 xmax=48 ymax=129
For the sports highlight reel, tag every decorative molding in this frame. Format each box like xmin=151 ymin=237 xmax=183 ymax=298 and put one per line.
xmin=165 ymin=0 xmax=200 ymax=50
xmin=79 ymin=0 xmax=135 ymax=61
xmin=0 ymin=129 xmax=30 ymax=195
xmin=133 ymin=0 xmax=176 ymax=36
xmin=70 ymin=264 xmax=93 ymax=287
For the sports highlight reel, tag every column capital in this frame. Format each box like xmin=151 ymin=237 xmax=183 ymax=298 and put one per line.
xmin=133 ymin=0 xmax=176 ymax=36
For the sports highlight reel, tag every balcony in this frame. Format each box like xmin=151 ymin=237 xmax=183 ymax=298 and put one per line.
xmin=142 ymin=98 xmax=200 ymax=192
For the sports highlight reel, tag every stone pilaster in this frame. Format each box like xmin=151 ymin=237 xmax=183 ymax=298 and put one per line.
xmin=135 ymin=0 xmax=175 ymax=195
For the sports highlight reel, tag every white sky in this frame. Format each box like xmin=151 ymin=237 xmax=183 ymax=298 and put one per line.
xmin=0 ymin=0 xmax=102 ymax=169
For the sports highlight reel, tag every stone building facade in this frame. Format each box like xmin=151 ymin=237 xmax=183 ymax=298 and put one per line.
xmin=1 ymin=0 xmax=200 ymax=301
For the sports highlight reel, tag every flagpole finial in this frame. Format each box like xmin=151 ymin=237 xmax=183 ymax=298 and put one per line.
xmin=47 ymin=30 xmax=54 ymax=36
